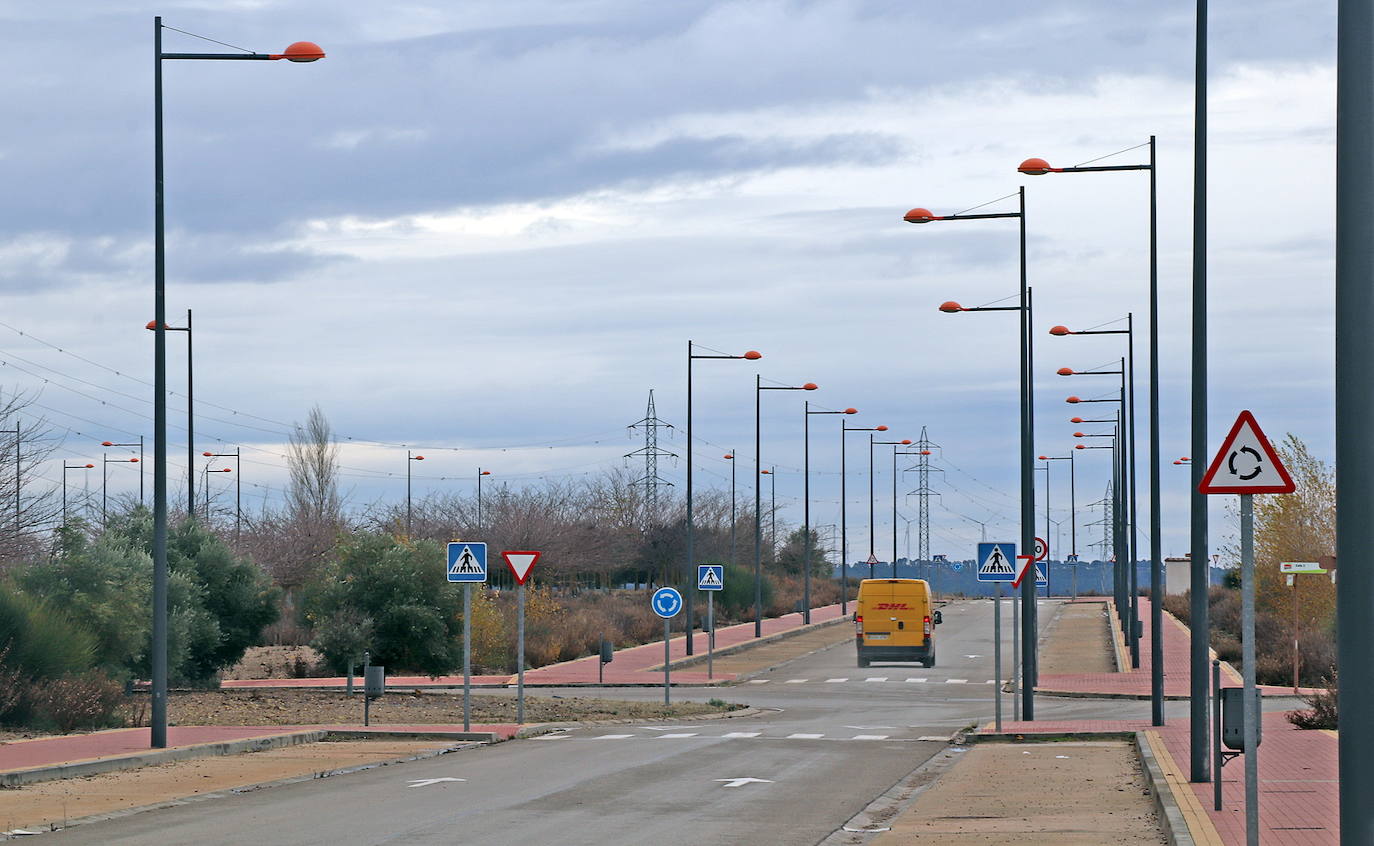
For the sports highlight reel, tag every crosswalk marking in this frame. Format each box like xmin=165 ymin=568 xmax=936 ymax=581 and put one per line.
xmin=825 ymin=678 xmax=847 ymax=683
xmin=595 ymin=734 xmax=635 ymax=740
xmin=864 ymin=677 xmax=888 ymax=683
xmin=851 ymin=734 xmax=890 ymax=741
xmin=788 ymin=733 xmax=824 ymax=739
xmin=656 ymin=733 xmax=699 ymax=739
xmin=785 ymin=679 xmax=808 ymax=684
xmin=905 ymin=677 xmax=928 ymax=683
xmin=946 ymin=679 xmax=968 ymax=684
xmin=722 ymin=732 xmax=761 ymax=738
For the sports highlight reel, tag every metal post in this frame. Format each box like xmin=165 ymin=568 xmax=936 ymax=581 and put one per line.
xmin=185 ymin=308 xmax=193 ymax=518
xmin=140 ymin=435 xmax=145 ymax=506
xmin=235 ymin=446 xmax=241 ymax=542
xmin=804 ymin=403 xmax=811 ymax=623
xmin=1213 ymin=658 xmax=1223 ymax=811
xmin=1336 ymin=1 xmax=1374 ymax=838
xmin=730 ymin=450 xmax=737 ymax=568
xmin=868 ymin=434 xmax=875 ymax=579
xmin=1240 ymin=493 xmax=1258 ymax=846
xmin=1043 ymin=461 xmax=1050 ymax=595
xmin=102 ymin=453 xmax=108 ymax=526
xmin=685 ymin=341 xmax=695 ymax=655
xmin=707 ymin=591 xmax=714 ymax=680
xmin=1190 ymin=0 xmax=1212 ymax=783
xmin=664 ymin=617 xmax=671 ymax=705
xmin=1012 ymin=579 xmax=1020 ymax=720
xmin=406 ymin=451 xmax=413 ymax=535
xmin=754 ymin=375 xmax=762 ymax=638
xmin=463 ymin=584 xmax=472 ymax=731
xmin=840 ymin=423 xmax=848 ymax=614
xmin=769 ymin=466 xmax=776 ymax=564
xmin=994 ymin=582 xmax=1003 ymax=731
xmin=1070 ymin=450 xmax=1077 ymax=598
xmin=1148 ymin=135 xmax=1165 ymax=727
xmin=1021 ymin=273 xmax=1037 ymax=710
xmin=891 ymin=446 xmax=899 ymax=579
xmin=1127 ymin=347 xmax=1141 ymax=670
xmin=151 ymin=15 xmax=169 ymax=749
xmin=362 ymin=651 xmax=370 ymax=727
xmin=516 ymin=582 xmax=526 ymax=723
xmin=1292 ymin=577 xmax=1300 ymax=694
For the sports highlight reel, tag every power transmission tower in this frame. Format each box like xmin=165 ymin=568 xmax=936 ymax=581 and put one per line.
xmin=1084 ymin=483 xmax=1113 ymax=558
xmin=626 ymin=390 xmax=676 ymax=530
xmin=906 ymin=427 xmax=942 ymax=580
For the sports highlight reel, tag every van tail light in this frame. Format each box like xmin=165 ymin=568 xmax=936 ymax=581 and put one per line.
xmin=923 ymin=615 xmax=932 ymax=636
xmin=854 ymin=615 xmax=863 ymax=635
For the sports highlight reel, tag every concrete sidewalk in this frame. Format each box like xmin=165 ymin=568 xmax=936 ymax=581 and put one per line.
xmin=223 ymin=601 xmax=847 ymax=689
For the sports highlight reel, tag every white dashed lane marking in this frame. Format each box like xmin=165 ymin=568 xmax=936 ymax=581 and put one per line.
xmin=787 ymin=733 xmax=824 ymax=739
xmin=825 ymin=678 xmax=847 ymax=683
xmin=657 ymin=733 xmax=699 ymax=739
xmin=851 ymin=735 xmax=890 ymax=741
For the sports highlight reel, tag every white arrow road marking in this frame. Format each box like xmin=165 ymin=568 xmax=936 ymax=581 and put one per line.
xmin=716 ymin=777 xmax=774 ymax=788
xmin=407 ymin=778 xmax=466 ymax=788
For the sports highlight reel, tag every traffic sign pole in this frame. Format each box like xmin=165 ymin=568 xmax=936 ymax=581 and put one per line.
xmin=463 ymin=584 xmax=472 ymax=731
xmin=1241 ymin=493 xmax=1259 ymax=846
xmin=664 ymin=617 xmax=671 ymax=705
xmin=517 ymin=583 xmax=526 ymax=723
xmin=708 ymin=591 xmax=714 ymax=681
xmin=993 ymin=582 xmax=1002 ymax=731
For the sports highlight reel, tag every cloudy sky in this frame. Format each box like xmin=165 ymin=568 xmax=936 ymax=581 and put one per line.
xmin=0 ymin=0 xmax=1336 ymax=563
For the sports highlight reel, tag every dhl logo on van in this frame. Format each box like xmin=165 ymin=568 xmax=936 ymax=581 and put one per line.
xmin=871 ymin=603 xmax=912 ymax=610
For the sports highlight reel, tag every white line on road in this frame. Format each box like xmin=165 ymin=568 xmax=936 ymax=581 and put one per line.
xmin=533 ymin=734 xmax=571 ymax=740
xmin=594 ymin=734 xmax=635 ymax=740
xmin=825 ymin=678 xmax=848 ymax=683
xmin=851 ymin=735 xmax=890 ymax=741
xmin=722 ymin=732 xmax=761 ymax=738
xmin=656 ymin=733 xmax=699 ymax=739
xmin=407 ymin=778 xmax=466 ymax=788
xmin=784 ymin=679 xmax=808 ymax=684
xmin=787 ymin=733 xmax=824 ymax=739
xmin=715 ymin=777 xmax=773 ymax=788
xmin=905 ymin=678 xmax=928 ymax=683
xmin=747 ymin=679 xmax=770 ymax=684
xmin=945 ymin=679 xmax=968 ymax=684
xmin=864 ymin=677 xmax=888 ymax=683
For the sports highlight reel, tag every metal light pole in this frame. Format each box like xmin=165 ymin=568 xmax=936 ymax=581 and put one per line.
xmin=151 ymin=17 xmax=323 ymax=749
xmin=147 ymin=311 xmax=194 ymax=516
xmin=724 ymin=452 xmax=737 ymax=567
xmin=101 ymin=439 xmax=145 ymax=505
xmin=1190 ymin=0 xmax=1212 ymax=783
xmin=406 ymin=451 xmax=424 ymax=535
xmin=3 ymin=423 xmax=18 ymax=536
xmin=805 ymin=404 xmax=857 ymax=624
xmin=477 ymin=468 xmax=491 ymax=530
xmin=686 ymin=343 xmax=761 ymax=653
xmin=873 ymin=439 xmax=914 ymax=577
xmin=62 ymin=462 xmax=94 ymax=526
xmin=1336 ymin=0 xmax=1373 ymax=838
xmin=842 ymin=421 xmax=888 ymax=613
xmin=1040 ymin=453 xmax=1074 ymax=594
xmin=761 ymin=468 xmax=776 ymax=563
xmin=202 ymin=449 xmax=241 ymax=540
xmin=201 ymin=462 xmax=231 ymax=516
xmin=754 ymin=376 xmax=818 ymax=636
xmin=102 ymin=454 xmax=140 ymax=526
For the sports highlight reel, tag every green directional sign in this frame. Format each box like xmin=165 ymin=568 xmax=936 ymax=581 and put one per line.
xmin=1279 ymin=561 xmax=1327 ymax=575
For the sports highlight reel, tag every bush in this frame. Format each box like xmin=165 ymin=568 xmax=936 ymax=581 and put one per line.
xmin=1288 ymin=670 xmax=1338 ymax=730
xmin=716 ymin=562 xmax=772 ymax=621
xmin=27 ymin=671 xmax=127 ymax=732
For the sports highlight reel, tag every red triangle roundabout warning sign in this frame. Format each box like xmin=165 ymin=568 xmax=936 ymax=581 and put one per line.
xmin=1198 ymin=410 xmax=1295 ymax=495
xmin=502 ymin=550 xmax=541 ymax=585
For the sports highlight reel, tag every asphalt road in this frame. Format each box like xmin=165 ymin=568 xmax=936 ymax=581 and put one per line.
xmin=42 ymin=599 xmax=1218 ymax=845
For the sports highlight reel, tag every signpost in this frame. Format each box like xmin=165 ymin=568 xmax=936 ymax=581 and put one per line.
xmin=698 ymin=565 xmax=723 ymax=679
xmin=977 ymin=542 xmax=1017 ymax=730
xmin=651 ymin=587 xmax=683 ymax=705
xmin=1199 ymin=410 xmax=1294 ymax=846
xmin=502 ymin=550 xmax=541 ymax=724
xmin=1279 ymin=563 xmax=1328 ymax=693
xmin=447 ymin=542 xmax=488 ymax=731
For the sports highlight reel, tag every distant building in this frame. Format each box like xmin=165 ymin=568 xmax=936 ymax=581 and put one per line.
xmin=1165 ymin=555 xmax=1191 ymax=596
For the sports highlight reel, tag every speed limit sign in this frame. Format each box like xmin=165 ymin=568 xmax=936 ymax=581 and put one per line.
xmin=1033 ymin=537 xmax=1048 ymax=562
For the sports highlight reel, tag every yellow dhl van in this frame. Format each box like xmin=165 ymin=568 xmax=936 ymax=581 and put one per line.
xmin=854 ymin=579 xmax=942 ymax=668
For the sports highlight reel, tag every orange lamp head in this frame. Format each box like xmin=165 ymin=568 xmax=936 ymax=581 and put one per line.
xmin=903 ymin=207 xmax=938 ymax=224
xmin=1073 ymin=432 xmax=1086 ymax=438
xmin=1057 ymin=367 xmax=1075 ymax=376
xmin=1066 ymin=396 xmax=1082 ymax=404
xmin=480 ymin=471 xmax=491 ymax=476
xmin=844 ymin=408 xmax=858 ymax=414
xmin=743 ymin=350 xmax=762 ymax=360
xmin=1038 ymin=455 xmax=1049 ymax=460
xmin=101 ymin=441 xmax=114 ymax=446
xmin=724 ymin=453 xmax=734 ymax=460
xmin=129 ymin=458 xmax=139 ymax=463
xmin=84 ymin=463 xmax=93 ymax=468
xmin=900 ymin=439 xmax=912 ymax=445
xmin=278 ymin=41 xmax=325 ymax=62
xmin=145 ymin=320 xmax=158 ymax=330
xmin=203 ymin=451 xmax=213 ymax=457
xmin=802 ymin=383 xmax=818 ymax=391
xmin=921 ymin=450 xmax=931 ymax=455
xmin=1018 ymin=157 xmax=1054 ymax=175
xmin=876 ymin=425 xmax=889 ymax=432
xmin=1076 ymin=444 xmax=1087 ymax=450
xmin=1070 ymin=417 xmax=1084 ymax=423
xmin=938 ymin=301 xmax=964 ymax=313
xmin=1049 ymin=325 xmax=1072 ymax=336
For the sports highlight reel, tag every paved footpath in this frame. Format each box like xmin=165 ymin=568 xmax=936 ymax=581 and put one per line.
xmin=991 ymin=597 xmax=1339 ymax=843
xmin=224 ymin=602 xmax=846 ymax=689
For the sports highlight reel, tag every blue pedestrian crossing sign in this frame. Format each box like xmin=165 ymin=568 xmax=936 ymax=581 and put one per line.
xmin=697 ymin=565 xmax=724 ymax=591
xmin=446 ymin=542 xmax=488 ymax=583
xmin=976 ymin=542 xmax=1017 ymax=583
xmin=651 ymin=587 xmax=683 ymax=618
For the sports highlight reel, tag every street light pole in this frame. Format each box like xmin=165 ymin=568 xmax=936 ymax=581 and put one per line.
xmin=841 ymin=421 xmax=887 ymax=614
xmin=754 ymin=375 xmax=818 ymax=636
xmin=477 ymin=468 xmax=491 ymax=530
xmin=151 ymin=17 xmax=324 ymax=749
xmin=202 ymin=450 xmax=241 ymax=540
xmin=724 ymin=453 xmax=736 ymax=567
xmin=687 ymin=343 xmax=760 ymax=653
xmin=406 ymin=451 xmax=424 ymax=535
xmin=805 ymin=405 xmax=859 ymax=622
xmin=102 ymin=439 xmax=145 ymax=505
xmin=873 ymin=439 xmax=915 ymax=577
xmin=62 ymin=462 xmax=94 ymax=526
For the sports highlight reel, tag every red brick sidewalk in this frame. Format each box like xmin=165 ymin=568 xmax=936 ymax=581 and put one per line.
xmin=0 ymin=724 xmax=520 ymax=775
xmin=224 ymin=602 xmax=846 ymax=689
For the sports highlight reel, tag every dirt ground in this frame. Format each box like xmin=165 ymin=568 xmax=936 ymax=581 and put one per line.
xmin=712 ymin=621 xmax=854 ymax=678
xmin=155 ymin=689 xmax=739 ymax=727
xmin=874 ymin=740 xmax=1167 ymax=845
xmin=1038 ymin=602 xmax=1115 ymax=675
xmin=0 ymin=739 xmax=461 ymax=835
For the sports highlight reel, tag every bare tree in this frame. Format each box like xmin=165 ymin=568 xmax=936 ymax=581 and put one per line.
xmin=0 ymin=389 xmax=62 ymax=568
xmin=287 ymin=405 xmax=342 ymax=524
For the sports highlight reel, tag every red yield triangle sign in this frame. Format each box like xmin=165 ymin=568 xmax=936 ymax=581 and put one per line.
xmin=1012 ymin=554 xmax=1035 ymax=589
xmin=502 ymin=550 xmax=541 ymax=585
xmin=1198 ymin=410 xmax=1295 ymax=495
